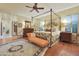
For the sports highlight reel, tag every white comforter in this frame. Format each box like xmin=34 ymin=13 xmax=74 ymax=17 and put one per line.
xmin=52 ymin=31 xmax=60 ymax=37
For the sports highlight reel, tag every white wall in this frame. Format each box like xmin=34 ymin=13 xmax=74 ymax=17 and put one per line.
xmin=0 ymin=12 xmax=27 ymax=36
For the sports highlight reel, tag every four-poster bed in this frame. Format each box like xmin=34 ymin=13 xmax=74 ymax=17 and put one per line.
xmin=31 ymin=9 xmax=61 ymax=47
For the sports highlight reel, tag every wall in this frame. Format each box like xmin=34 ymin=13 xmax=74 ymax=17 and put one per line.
xmin=32 ymin=5 xmax=79 ymax=32
xmin=32 ymin=13 xmax=60 ymax=31
xmin=57 ymin=6 xmax=79 ymax=16
xmin=0 ymin=12 xmax=27 ymax=36
xmin=57 ymin=6 xmax=79 ymax=33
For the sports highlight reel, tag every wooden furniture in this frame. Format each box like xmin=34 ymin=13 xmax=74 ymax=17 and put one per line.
xmin=72 ymin=33 xmax=77 ymax=43
xmin=23 ymin=28 xmax=34 ymax=37
xmin=27 ymin=33 xmax=49 ymax=47
xmin=77 ymin=34 xmax=79 ymax=44
xmin=23 ymin=20 xmax=33 ymax=37
xmin=60 ymin=32 xmax=72 ymax=43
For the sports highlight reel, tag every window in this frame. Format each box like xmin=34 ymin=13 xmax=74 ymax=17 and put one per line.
xmin=65 ymin=16 xmax=71 ymax=32
xmin=61 ymin=14 xmax=78 ymax=33
xmin=72 ymin=15 xmax=78 ymax=33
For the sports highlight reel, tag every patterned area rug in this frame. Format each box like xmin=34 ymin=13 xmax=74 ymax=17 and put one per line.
xmin=0 ymin=39 xmax=42 ymax=56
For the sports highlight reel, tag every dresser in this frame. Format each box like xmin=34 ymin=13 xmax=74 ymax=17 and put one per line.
xmin=23 ymin=28 xmax=34 ymax=37
xmin=60 ymin=32 xmax=72 ymax=43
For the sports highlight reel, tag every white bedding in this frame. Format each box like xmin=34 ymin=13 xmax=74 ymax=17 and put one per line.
xmin=52 ymin=31 xmax=60 ymax=38
xmin=34 ymin=30 xmax=60 ymax=43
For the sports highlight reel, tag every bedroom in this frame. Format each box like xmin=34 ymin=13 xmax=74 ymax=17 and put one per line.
xmin=0 ymin=3 xmax=79 ymax=56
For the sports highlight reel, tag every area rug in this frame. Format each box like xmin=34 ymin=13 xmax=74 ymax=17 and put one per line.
xmin=0 ymin=39 xmax=42 ymax=56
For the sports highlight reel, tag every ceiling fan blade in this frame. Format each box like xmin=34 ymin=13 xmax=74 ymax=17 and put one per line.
xmin=25 ymin=6 xmax=32 ymax=8
xmin=25 ymin=3 xmax=44 ymax=13
xmin=37 ymin=7 xmax=44 ymax=9
xmin=34 ymin=3 xmax=38 ymax=6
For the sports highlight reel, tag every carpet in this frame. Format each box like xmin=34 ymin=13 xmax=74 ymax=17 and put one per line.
xmin=0 ymin=39 xmax=42 ymax=56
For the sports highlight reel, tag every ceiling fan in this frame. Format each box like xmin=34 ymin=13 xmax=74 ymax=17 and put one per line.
xmin=25 ymin=3 xmax=44 ymax=13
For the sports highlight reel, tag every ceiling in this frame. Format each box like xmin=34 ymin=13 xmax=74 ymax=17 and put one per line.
xmin=0 ymin=3 xmax=79 ymax=18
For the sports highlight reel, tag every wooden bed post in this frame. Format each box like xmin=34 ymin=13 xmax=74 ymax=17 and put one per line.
xmin=31 ymin=17 xmax=33 ymax=28
xmin=59 ymin=17 xmax=61 ymax=31
xmin=49 ymin=9 xmax=53 ymax=48
xmin=12 ymin=21 xmax=13 ymax=36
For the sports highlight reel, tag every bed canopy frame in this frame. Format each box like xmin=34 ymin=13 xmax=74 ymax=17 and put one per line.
xmin=32 ymin=9 xmax=61 ymax=47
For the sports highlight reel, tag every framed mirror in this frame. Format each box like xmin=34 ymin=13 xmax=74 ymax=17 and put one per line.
xmin=25 ymin=21 xmax=31 ymax=28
